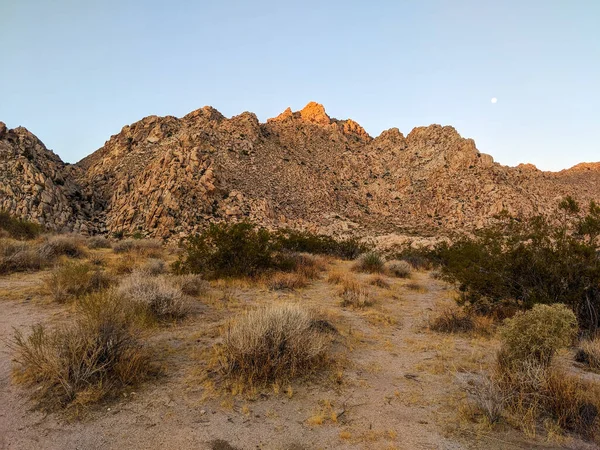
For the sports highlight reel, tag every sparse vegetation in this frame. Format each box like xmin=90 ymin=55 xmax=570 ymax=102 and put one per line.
xmin=45 ymin=261 xmax=112 ymax=303
xmin=338 ymin=277 xmax=372 ymax=308
xmin=352 ymin=252 xmax=385 ymax=274
xmin=113 ymin=238 xmax=162 ymax=256
xmin=386 ymin=260 xmax=412 ymax=278
xmin=219 ymin=303 xmax=331 ymax=385
xmin=0 ymin=211 xmax=42 ymax=240
xmin=267 ymin=272 xmax=308 ymax=291
xmin=575 ymin=337 xmax=600 ymax=370
xmin=369 ymin=274 xmax=390 ymax=289
xmin=86 ymin=235 xmax=111 ymax=249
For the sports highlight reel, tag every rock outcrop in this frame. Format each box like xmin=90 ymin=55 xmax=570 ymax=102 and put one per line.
xmin=1 ymin=103 xmax=599 ymax=240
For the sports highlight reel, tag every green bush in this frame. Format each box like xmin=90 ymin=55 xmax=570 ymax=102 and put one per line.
xmin=498 ymin=304 xmax=577 ymax=368
xmin=174 ymin=222 xmax=281 ymax=278
xmin=0 ymin=211 xmax=42 ymax=240
xmin=434 ymin=199 xmax=600 ymax=330
xmin=275 ymin=229 xmax=367 ymax=260
xmin=352 ymin=252 xmax=385 ymax=274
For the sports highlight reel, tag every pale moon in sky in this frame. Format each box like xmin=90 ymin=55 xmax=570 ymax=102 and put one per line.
xmin=491 ymin=97 xmax=498 ymax=104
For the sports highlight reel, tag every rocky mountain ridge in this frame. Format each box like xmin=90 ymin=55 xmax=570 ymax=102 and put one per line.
xmin=1 ymin=102 xmax=599 ymax=241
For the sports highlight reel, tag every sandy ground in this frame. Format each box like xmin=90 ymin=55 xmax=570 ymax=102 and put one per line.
xmin=0 ymin=262 xmax=596 ymax=450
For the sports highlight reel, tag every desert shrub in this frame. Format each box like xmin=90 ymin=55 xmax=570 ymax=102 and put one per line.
xmin=430 ymin=307 xmax=476 ymax=333
xmin=0 ymin=211 xmax=42 ymax=240
xmin=86 ymin=236 xmax=111 ymax=249
xmin=338 ymin=278 xmax=372 ymax=308
xmin=11 ymin=308 xmax=151 ymax=411
xmin=392 ymin=248 xmax=434 ymax=270
xmin=267 ymin=272 xmax=308 ymax=291
xmin=498 ymin=304 xmax=577 ymax=369
xmin=45 ymin=262 xmax=112 ymax=303
xmin=576 ymin=337 xmax=600 ymax=370
xmin=275 ymin=228 xmax=368 ymax=259
xmin=39 ymin=235 xmax=86 ymax=259
xmin=172 ymin=274 xmax=209 ymax=297
xmin=174 ymin=222 xmax=281 ymax=279
xmin=386 ymin=260 xmax=412 ymax=278
xmin=113 ymin=239 xmax=162 ymax=256
xmin=140 ymin=258 xmax=166 ymax=275
xmin=117 ymin=273 xmax=188 ymax=321
xmin=286 ymin=252 xmax=327 ymax=279
xmin=434 ymin=199 xmax=600 ymax=330
xmin=369 ymin=274 xmax=390 ymax=289
xmin=327 ymin=269 xmax=346 ymax=285
xmin=352 ymin=252 xmax=385 ymax=274
xmin=0 ymin=239 xmax=47 ymax=273
xmin=219 ymin=303 xmax=330 ymax=384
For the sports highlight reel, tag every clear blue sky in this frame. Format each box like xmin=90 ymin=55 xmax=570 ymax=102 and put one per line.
xmin=1 ymin=1 xmax=598 ymax=170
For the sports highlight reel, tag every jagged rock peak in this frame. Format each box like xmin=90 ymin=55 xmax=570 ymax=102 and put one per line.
xmin=299 ymin=101 xmax=331 ymax=125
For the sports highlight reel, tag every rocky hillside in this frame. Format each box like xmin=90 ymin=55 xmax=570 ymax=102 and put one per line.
xmin=1 ymin=103 xmax=599 ymax=240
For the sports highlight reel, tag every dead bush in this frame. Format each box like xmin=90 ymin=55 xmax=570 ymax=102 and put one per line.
xmin=429 ymin=307 xmax=493 ymax=336
xmin=45 ymin=262 xmax=112 ymax=303
xmin=338 ymin=278 xmax=372 ymax=308
xmin=386 ymin=260 xmax=412 ymax=278
xmin=39 ymin=235 xmax=86 ymax=259
xmin=575 ymin=337 xmax=600 ymax=370
xmin=369 ymin=274 xmax=390 ymax=289
xmin=352 ymin=252 xmax=385 ymax=274
xmin=172 ymin=274 xmax=209 ymax=297
xmin=117 ymin=273 xmax=189 ymax=321
xmin=113 ymin=239 xmax=162 ymax=257
xmin=288 ymin=252 xmax=327 ymax=279
xmin=86 ymin=236 xmax=111 ymax=249
xmin=140 ymin=258 xmax=167 ymax=275
xmin=267 ymin=272 xmax=308 ymax=291
xmin=0 ymin=239 xmax=47 ymax=273
xmin=11 ymin=306 xmax=152 ymax=411
xmin=219 ymin=303 xmax=330 ymax=384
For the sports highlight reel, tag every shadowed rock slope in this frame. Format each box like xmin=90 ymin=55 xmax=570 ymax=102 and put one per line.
xmin=1 ymin=102 xmax=599 ymax=239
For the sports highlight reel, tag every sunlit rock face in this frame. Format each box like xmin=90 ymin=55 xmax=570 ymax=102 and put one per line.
xmin=2 ymin=103 xmax=599 ymax=239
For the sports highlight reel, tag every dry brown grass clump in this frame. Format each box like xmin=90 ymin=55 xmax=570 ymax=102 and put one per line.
xmin=0 ymin=239 xmax=47 ymax=274
xmin=39 ymin=235 xmax=86 ymax=259
xmin=267 ymin=272 xmax=308 ymax=291
xmin=140 ymin=258 xmax=167 ymax=275
xmin=338 ymin=277 xmax=372 ymax=308
xmin=575 ymin=337 xmax=600 ymax=370
xmin=369 ymin=274 xmax=391 ymax=289
xmin=327 ymin=269 xmax=346 ymax=285
xmin=386 ymin=260 xmax=412 ymax=278
xmin=288 ymin=252 xmax=327 ymax=279
xmin=352 ymin=252 xmax=385 ymax=274
xmin=429 ymin=307 xmax=493 ymax=335
xmin=45 ymin=261 xmax=113 ymax=303
xmin=86 ymin=236 xmax=111 ymax=249
xmin=172 ymin=274 xmax=209 ymax=297
xmin=112 ymin=239 xmax=162 ymax=257
xmin=219 ymin=303 xmax=331 ymax=385
xmin=11 ymin=296 xmax=152 ymax=411
xmin=117 ymin=272 xmax=189 ymax=322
